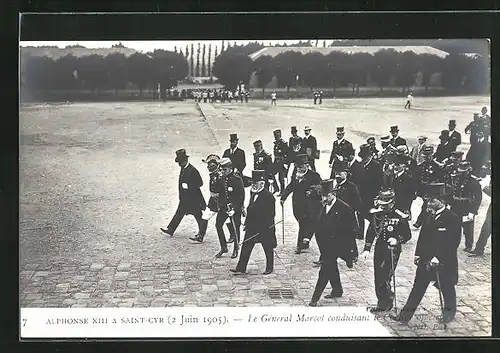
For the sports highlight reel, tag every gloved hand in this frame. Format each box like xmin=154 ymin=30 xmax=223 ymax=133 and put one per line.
xmin=387 ymin=237 xmax=397 ymax=247
xmin=430 ymin=256 xmax=439 ymax=267
xmin=360 ymin=250 xmax=370 ymax=261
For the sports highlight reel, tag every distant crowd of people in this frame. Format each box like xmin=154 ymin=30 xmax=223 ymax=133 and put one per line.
xmin=191 ymin=89 xmax=250 ymax=103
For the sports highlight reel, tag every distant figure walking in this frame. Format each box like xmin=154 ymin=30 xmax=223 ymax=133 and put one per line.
xmin=271 ymin=91 xmax=277 ymax=106
xmin=405 ymin=92 xmax=413 ymax=109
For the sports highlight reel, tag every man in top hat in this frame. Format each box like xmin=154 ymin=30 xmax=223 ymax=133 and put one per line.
xmin=466 ymin=130 xmax=491 ymax=178
xmin=334 ymin=164 xmax=363 ymax=239
xmin=360 ymin=189 xmax=412 ymax=312
xmin=281 ymin=154 xmax=322 ymax=254
xmin=434 ymin=130 xmax=453 ymax=163
xmin=389 ymin=126 xmax=407 ymax=148
xmin=308 ymin=179 xmax=359 ymax=306
xmin=329 ymin=126 xmax=355 ymax=179
xmin=469 ymin=179 xmax=491 ymax=257
xmin=223 ymin=133 xmax=247 ymax=176
xmin=413 ymin=146 xmax=445 ymax=229
xmin=214 ymin=158 xmax=246 ymax=259
xmin=230 ymin=170 xmax=277 ymax=275
xmin=253 ymin=140 xmax=276 ymax=193
xmin=303 ymin=126 xmax=319 ymax=172
xmin=367 ymin=137 xmax=380 ymax=158
xmin=161 ymin=149 xmax=208 ymax=240
xmin=391 ymin=183 xmax=461 ymax=325
xmin=349 ymin=144 xmax=384 ymax=240
xmin=410 ymin=136 xmax=429 ymax=165
xmin=392 ymin=154 xmax=417 ymax=242
xmin=449 ymin=161 xmax=482 ymax=252
xmin=272 ymin=129 xmax=290 ymax=195
xmin=447 ymin=120 xmax=462 ymax=152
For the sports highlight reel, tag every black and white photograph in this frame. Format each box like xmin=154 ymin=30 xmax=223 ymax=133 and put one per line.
xmin=19 ymin=37 xmax=491 ymax=337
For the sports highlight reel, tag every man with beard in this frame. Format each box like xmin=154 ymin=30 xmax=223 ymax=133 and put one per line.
xmin=449 ymin=161 xmax=482 ymax=253
xmin=192 ymin=154 xmax=222 ymax=243
xmin=466 ymin=130 xmax=491 ymax=178
xmin=447 ymin=120 xmax=462 ymax=152
xmin=308 ymin=179 xmax=359 ymax=306
xmin=413 ymin=146 xmax=445 ymax=229
xmin=360 ymin=189 xmax=412 ymax=313
xmin=389 ymin=126 xmax=407 ymax=148
xmin=253 ymin=140 xmax=276 ymax=193
xmin=214 ymin=158 xmax=245 ymax=259
xmin=349 ymin=144 xmax=384 ymax=240
xmin=329 ymin=126 xmax=355 ymax=179
xmin=391 ymin=185 xmax=461 ymax=325
xmin=303 ymin=126 xmax=319 ymax=172
xmin=272 ymin=129 xmax=290 ymax=195
xmin=230 ymin=170 xmax=277 ymax=275
xmin=161 ymin=149 xmax=208 ymax=240
xmin=280 ymin=154 xmax=322 ymax=255
xmin=334 ymin=164 xmax=363 ymax=240
xmin=222 ymin=133 xmax=246 ymax=176
xmin=392 ymin=155 xmax=417 ymax=244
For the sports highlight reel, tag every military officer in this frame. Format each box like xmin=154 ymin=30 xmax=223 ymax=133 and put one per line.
xmin=466 ymin=130 xmax=491 ymax=177
xmin=281 ymin=154 xmax=322 ymax=254
xmin=449 ymin=161 xmax=482 ymax=252
xmin=367 ymin=137 xmax=380 ymax=158
xmin=334 ymin=164 xmax=363 ymax=239
xmin=389 ymin=126 xmax=407 ymax=147
xmin=308 ymin=179 xmax=359 ymax=306
xmin=447 ymin=119 xmax=462 ymax=152
xmin=214 ymin=158 xmax=246 ymax=259
xmin=392 ymin=154 xmax=417 ymax=243
xmin=253 ymin=140 xmax=275 ymax=193
xmin=360 ymin=189 xmax=412 ymax=312
xmin=413 ymin=146 xmax=445 ymax=229
xmin=222 ymin=133 xmax=247 ymax=176
xmin=329 ymin=126 xmax=355 ymax=179
xmin=464 ymin=113 xmax=483 ymax=145
xmin=303 ymin=126 xmax=319 ymax=171
xmin=161 ymin=149 xmax=208 ymax=240
xmin=349 ymin=144 xmax=384 ymax=240
xmin=434 ymin=130 xmax=453 ymax=163
xmin=230 ymin=170 xmax=277 ymax=275
xmin=442 ymin=151 xmax=464 ymax=191
xmin=272 ymin=129 xmax=290 ymax=195
xmin=391 ymin=185 xmax=461 ymax=325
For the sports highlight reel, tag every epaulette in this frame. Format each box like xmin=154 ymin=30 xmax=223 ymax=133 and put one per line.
xmin=394 ymin=209 xmax=409 ymax=219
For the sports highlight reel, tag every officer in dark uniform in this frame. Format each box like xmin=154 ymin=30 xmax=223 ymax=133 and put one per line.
xmin=389 ymin=126 xmax=407 ymax=147
xmin=361 ymin=189 xmax=412 ymax=312
xmin=395 ymin=145 xmax=417 ymax=181
xmin=253 ymin=140 xmax=275 ymax=193
xmin=392 ymin=154 xmax=417 ymax=243
xmin=367 ymin=137 xmax=380 ymax=158
xmin=334 ymin=164 xmax=363 ymax=239
xmin=281 ymin=154 xmax=322 ymax=254
xmin=413 ymin=146 xmax=445 ymax=229
xmin=272 ymin=129 xmax=289 ymax=195
xmin=349 ymin=144 xmax=384 ymax=240
xmin=222 ymin=133 xmax=247 ymax=175
xmin=435 ymin=130 xmax=453 ymax=163
xmin=466 ymin=130 xmax=491 ymax=178
xmin=308 ymin=179 xmax=359 ymax=306
xmin=230 ymin=170 xmax=277 ymax=275
xmin=441 ymin=151 xmax=464 ymax=192
xmin=303 ymin=126 xmax=318 ymax=172
xmin=288 ymin=126 xmax=304 ymax=178
xmin=465 ymin=113 xmax=483 ymax=145
xmin=214 ymin=158 xmax=246 ymax=259
xmin=161 ymin=149 xmax=208 ymax=239
xmin=329 ymin=126 xmax=355 ymax=179
xmin=449 ymin=161 xmax=482 ymax=252
xmin=391 ymin=184 xmax=461 ymax=324
xmin=447 ymin=119 xmax=462 ymax=152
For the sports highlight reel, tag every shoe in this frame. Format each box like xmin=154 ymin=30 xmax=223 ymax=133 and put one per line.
xmin=263 ymin=269 xmax=273 ymax=275
xmin=389 ymin=313 xmax=410 ymax=324
xmin=215 ymin=249 xmax=228 ymax=258
xmin=313 ymin=260 xmax=322 ymax=266
xmin=413 ymin=222 xmax=421 ymax=229
xmin=468 ymin=251 xmax=484 ymax=257
xmin=160 ymin=228 xmax=173 ymax=236
xmin=308 ymin=301 xmax=318 ymax=307
xmin=324 ymin=292 xmax=343 ymax=299
xmin=231 ymin=248 xmax=239 ymax=259
xmin=229 ymin=269 xmax=246 ymax=274
xmin=227 ymin=237 xmax=235 ymax=244
xmin=463 ymin=247 xmax=473 ymax=253
xmin=295 ymin=248 xmax=302 ymax=255
xmin=369 ymin=303 xmax=393 ymax=313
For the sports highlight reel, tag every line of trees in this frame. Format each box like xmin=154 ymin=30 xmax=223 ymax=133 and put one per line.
xmin=212 ymin=44 xmax=489 ymax=94
xmin=22 ymin=50 xmax=188 ymax=96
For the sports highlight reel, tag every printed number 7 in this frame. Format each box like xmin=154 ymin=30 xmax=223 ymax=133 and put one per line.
xmin=22 ymin=319 xmax=27 ymax=327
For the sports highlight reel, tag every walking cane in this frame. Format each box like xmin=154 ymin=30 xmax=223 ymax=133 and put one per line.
xmin=435 ymin=267 xmax=447 ymax=329
xmin=229 ymin=215 xmax=241 ymax=248
xmin=281 ymin=204 xmax=285 ymax=245
xmin=389 ymin=245 xmax=397 ymax=313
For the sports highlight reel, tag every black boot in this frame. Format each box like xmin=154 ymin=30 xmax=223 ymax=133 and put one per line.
xmin=231 ymin=246 xmax=239 ymax=259
xmin=215 ymin=248 xmax=228 ymax=258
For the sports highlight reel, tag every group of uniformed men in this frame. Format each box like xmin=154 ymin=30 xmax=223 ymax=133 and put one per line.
xmin=192 ymin=89 xmax=250 ymax=103
xmin=161 ymin=105 xmax=491 ymax=326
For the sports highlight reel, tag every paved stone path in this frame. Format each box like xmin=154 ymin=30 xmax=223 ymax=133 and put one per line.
xmin=19 ymin=99 xmax=491 ymax=337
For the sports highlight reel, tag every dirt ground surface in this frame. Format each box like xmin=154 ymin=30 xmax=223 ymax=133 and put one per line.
xmin=20 ymin=96 xmax=491 ymax=337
